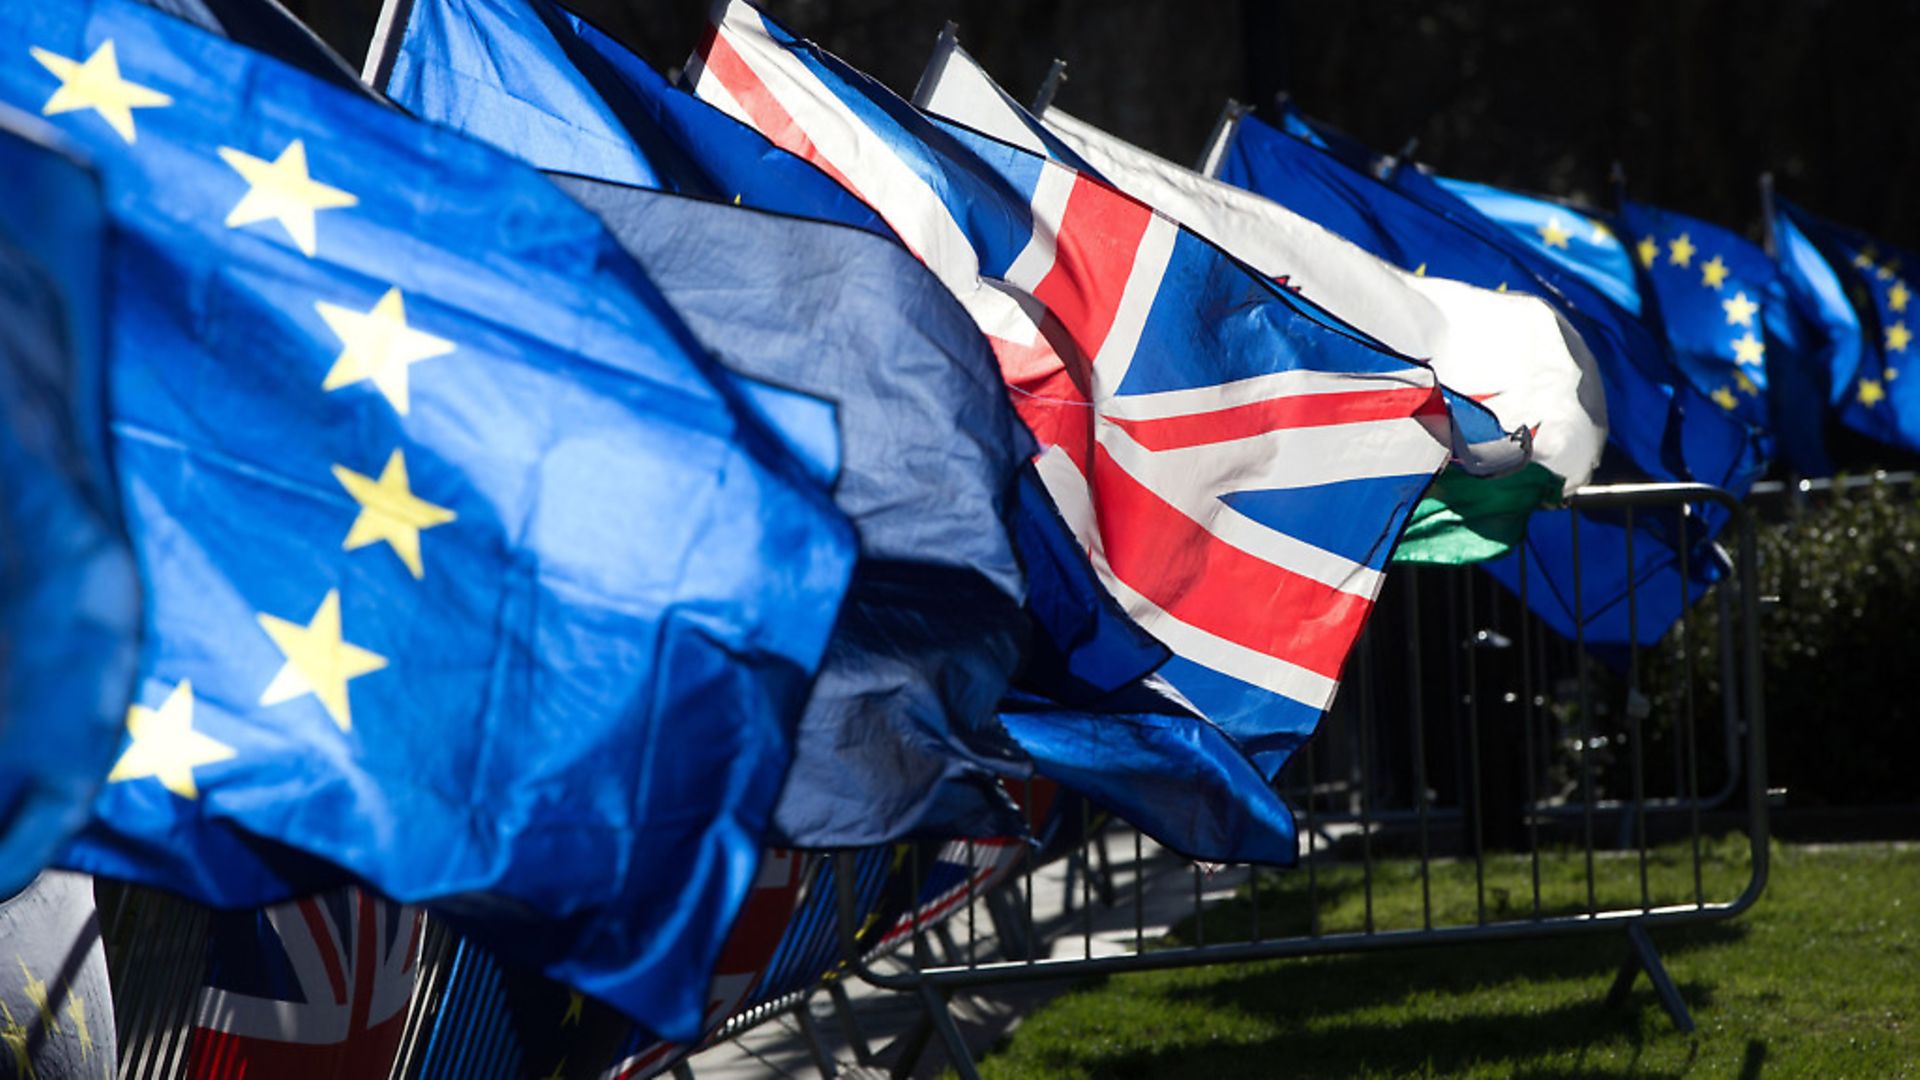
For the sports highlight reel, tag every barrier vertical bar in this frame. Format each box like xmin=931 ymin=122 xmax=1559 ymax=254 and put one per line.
xmin=1518 ymin=543 xmax=1543 ymax=917
xmin=1406 ymin=572 xmax=1433 ymax=931
xmin=1572 ymin=509 xmax=1598 ymax=914
xmin=1304 ymin=740 xmax=1321 ymax=938
xmin=1466 ymin=575 xmax=1486 ymax=926
xmin=1356 ymin=628 xmax=1376 ymax=935
xmin=1626 ymin=507 xmax=1650 ymax=912
xmin=1680 ymin=529 xmax=1704 ymax=907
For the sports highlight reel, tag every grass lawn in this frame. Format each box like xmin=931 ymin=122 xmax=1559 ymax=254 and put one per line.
xmin=967 ymin=839 xmax=1918 ymax=1078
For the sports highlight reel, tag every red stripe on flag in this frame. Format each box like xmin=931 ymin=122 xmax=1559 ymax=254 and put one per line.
xmin=1109 ymin=385 xmax=1439 ymax=451
xmin=1030 ymin=175 xmax=1155 ymax=365
xmin=295 ymin=900 xmax=348 ymax=1006
xmin=694 ymin=28 xmax=865 ymax=208
xmin=1088 ymin=442 xmax=1373 ymax=681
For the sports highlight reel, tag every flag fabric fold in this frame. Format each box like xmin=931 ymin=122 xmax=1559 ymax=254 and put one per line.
xmin=551 ymin=176 xmax=1039 ymax=845
xmin=1771 ymin=195 xmax=1920 ymax=456
xmin=1217 ymin=109 xmax=1764 ymax=647
xmin=0 ymin=111 xmax=141 ymax=895
xmin=8 ymin=0 xmax=856 ymax=1041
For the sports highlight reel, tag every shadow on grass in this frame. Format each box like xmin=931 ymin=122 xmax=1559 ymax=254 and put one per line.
xmin=991 ymin=920 xmax=1750 ymax=1078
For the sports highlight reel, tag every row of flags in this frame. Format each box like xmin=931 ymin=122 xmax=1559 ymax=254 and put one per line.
xmin=0 ymin=0 xmax=1914 ymax=1072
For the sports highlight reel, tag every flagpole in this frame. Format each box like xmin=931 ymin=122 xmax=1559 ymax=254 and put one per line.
xmin=1758 ymin=172 xmax=1778 ymax=258
xmin=362 ymin=0 xmax=416 ymax=91
xmin=1195 ymin=98 xmax=1246 ymax=177
xmin=909 ymin=21 xmax=960 ymax=109
xmin=1031 ymin=59 xmax=1068 ymax=114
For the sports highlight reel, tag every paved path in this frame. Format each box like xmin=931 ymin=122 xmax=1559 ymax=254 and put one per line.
xmin=681 ymin=834 xmax=1252 ymax=1078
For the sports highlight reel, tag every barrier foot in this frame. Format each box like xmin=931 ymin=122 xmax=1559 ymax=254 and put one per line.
xmin=920 ymin=983 xmax=981 ymax=1080
xmin=669 ymin=1063 xmax=695 ymax=1080
xmin=1605 ymin=920 xmax=1695 ymax=1034
xmin=826 ymin=978 xmax=874 ymax=1066
xmin=792 ymin=994 xmax=838 ymax=1078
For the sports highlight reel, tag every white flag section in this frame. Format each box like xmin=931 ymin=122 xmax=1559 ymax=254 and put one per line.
xmin=1037 ymin=108 xmax=1607 ymax=495
xmin=916 ymin=44 xmax=1603 ymax=495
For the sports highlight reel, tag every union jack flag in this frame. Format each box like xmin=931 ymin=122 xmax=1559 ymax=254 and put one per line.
xmin=189 ymin=887 xmax=422 ymax=1079
xmin=689 ymin=0 xmax=1520 ymax=777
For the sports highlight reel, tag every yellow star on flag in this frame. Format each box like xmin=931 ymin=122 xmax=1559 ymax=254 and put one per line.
xmin=1878 ymin=258 xmax=1901 ymax=282
xmin=1413 ymin=262 xmax=1427 ymax=276
xmin=1859 ymin=377 xmax=1886 ymax=407
xmin=1887 ymin=321 xmax=1912 ymax=353
xmin=258 ymin=590 xmax=387 ymax=732
xmin=1722 ymin=290 xmax=1759 ymax=327
xmin=1711 ymin=386 xmax=1738 ymax=410
xmin=333 ymin=449 xmax=456 ymax=579
xmin=1590 ymin=220 xmax=1613 ymax=244
xmin=65 ymin=993 xmax=92 ymax=1062
xmin=1731 ymin=331 xmax=1765 ymax=367
xmin=108 ymin=681 xmax=235 ymax=800
xmin=1 ymin=1001 xmax=28 ymax=1080
xmin=1887 ymin=366 xmax=1901 ymax=382
xmin=316 ymin=287 xmax=454 ymax=415
xmin=1700 ymin=255 xmax=1730 ymax=289
xmin=1891 ymin=281 xmax=1911 ymax=313
xmin=562 ymin=992 xmax=585 ymax=1026
xmin=30 ymin=40 xmax=173 ymax=144
xmin=1735 ymin=370 xmax=1760 ymax=396
xmin=1855 ymin=246 xmax=1879 ymax=270
xmin=1668 ymin=233 xmax=1696 ymax=268
xmin=1537 ymin=216 xmax=1572 ymax=249
xmin=17 ymin=960 xmax=58 ymax=1035
xmin=1637 ymin=235 xmax=1658 ymax=268
xmin=218 ymin=140 xmax=358 ymax=257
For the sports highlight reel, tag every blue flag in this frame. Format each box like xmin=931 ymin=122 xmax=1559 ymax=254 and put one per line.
xmin=1619 ymin=198 xmax=1832 ymax=475
xmin=0 ymin=110 xmax=140 ymax=895
xmin=7 ymin=0 xmax=856 ymax=1041
xmin=1219 ymin=110 xmax=1763 ymax=647
xmin=385 ymin=0 xmax=890 ymax=235
xmin=1771 ymin=195 xmax=1920 ymax=455
xmin=556 ymin=175 xmax=1041 ymax=844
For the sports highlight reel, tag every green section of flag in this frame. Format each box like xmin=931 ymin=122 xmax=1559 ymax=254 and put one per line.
xmin=1392 ymin=463 xmax=1564 ymax=565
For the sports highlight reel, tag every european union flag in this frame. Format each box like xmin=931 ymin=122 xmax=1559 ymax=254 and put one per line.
xmin=0 ymin=110 xmax=140 ymax=895
xmin=1217 ymin=110 xmax=1764 ymax=647
xmin=1623 ymin=198 xmax=1834 ymax=475
xmin=7 ymin=0 xmax=856 ymax=1041
xmin=1772 ymin=195 xmax=1920 ymax=456
xmin=1434 ymin=175 xmax=1835 ymax=476
xmin=385 ymin=0 xmax=890 ymax=235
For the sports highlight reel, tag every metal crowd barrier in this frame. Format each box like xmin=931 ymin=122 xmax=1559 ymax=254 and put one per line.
xmin=823 ymin=481 xmax=1772 ymax=1080
xmin=90 ymin=481 xmax=1771 ymax=1079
